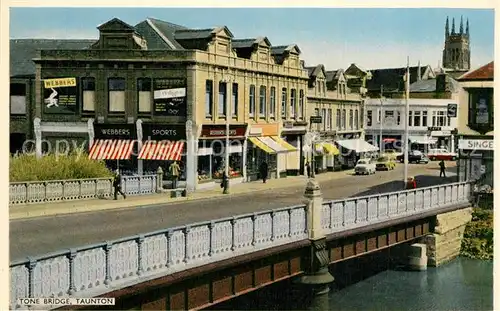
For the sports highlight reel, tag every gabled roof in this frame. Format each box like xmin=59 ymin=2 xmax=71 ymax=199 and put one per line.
xmin=365 ymin=65 xmax=434 ymax=92
xmin=97 ymin=18 xmax=136 ymax=32
xmin=458 ymin=61 xmax=494 ymax=81
xmin=135 ymin=18 xmax=187 ymax=50
xmin=409 ymin=76 xmax=461 ymax=93
xmin=10 ymin=39 xmax=95 ymax=77
xmin=174 ymin=26 xmax=233 ymax=40
xmin=270 ymin=44 xmax=301 ymax=55
xmin=304 ymin=64 xmax=326 ymax=78
xmin=232 ymin=37 xmax=271 ymax=49
xmin=325 ymin=69 xmax=344 ymax=82
xmin=345 ymin=63 xmax=369 ymax=76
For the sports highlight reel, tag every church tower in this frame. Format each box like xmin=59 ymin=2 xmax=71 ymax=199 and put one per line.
xmin=442 ymin=16 xmax=471 ymax=71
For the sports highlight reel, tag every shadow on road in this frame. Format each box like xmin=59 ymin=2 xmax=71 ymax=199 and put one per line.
xmin=351 ymin=174 xmax=459 ymax=197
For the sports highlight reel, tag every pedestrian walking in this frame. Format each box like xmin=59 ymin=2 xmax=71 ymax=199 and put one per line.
xmin=113 ymin=170 xmax=126 ymax=200
xmin=221 ymin=171 xmax=229 ymax=194
xmin=305 ymin=161 xmax=311 ymax=178
xmin=259 ymin=161 xmax=269 ymax=183
xmin=169 ymin=161 xmax=181 ymax=189
xmin=439 ymin=160 xmax=446 ymax=178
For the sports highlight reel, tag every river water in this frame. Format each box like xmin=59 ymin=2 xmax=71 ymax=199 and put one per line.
xmin=208 ymin=257 xmax=493 ymax=311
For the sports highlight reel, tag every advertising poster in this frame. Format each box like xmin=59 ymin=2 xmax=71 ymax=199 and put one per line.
xmin=43 ymin=77 xmax=78 ymax=114
xmin=153 ymin=78 xmax=187 ymax=116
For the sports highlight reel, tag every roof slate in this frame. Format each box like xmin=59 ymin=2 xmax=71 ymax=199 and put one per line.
xmin=10 ymin=39 xmax=95 ymax=77
xmin=366 ymin=66 xmax=428 ymax=92
xmin=138 ymin=18 xmax=187 ymax=49
xmin=458 ymin=61 xmax=494 ymax=80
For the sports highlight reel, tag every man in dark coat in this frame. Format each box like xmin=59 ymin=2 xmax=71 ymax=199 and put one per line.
xmin=113 ymin=170 xmax=126 ymax=200
xmin=305 ymin=161 xmax=311 ymax=178
xmin=439 ymin=160 xmax=446 ymax=178
xmin=259 ymin=161 xmax=269 ymax=183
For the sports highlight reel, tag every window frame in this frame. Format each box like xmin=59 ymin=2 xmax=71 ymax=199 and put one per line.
xmin=107 ymin=77 xmax=126 ymax=113
xmin=205 ymin=80 xmax=214 ymax=118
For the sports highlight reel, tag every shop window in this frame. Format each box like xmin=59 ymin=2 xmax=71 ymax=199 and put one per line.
xmin=249 ymin=85 xmax=256 ymax=117
xmin=336 ymin=109 xmax=341 ymax=129
xmin=290 ymin=89 xmax=296 ymax=119
xmin=468 ymin=88 xmax=494 ymax=127
xmin=218 ymin=82 xmax=227 ymax=117
xmin=259 ymin=85 xmax=266 ymax=118
xmin=281 ymin=87 xmax=287 ymax=118
xmin=298 ymin=90 xmax=304 ymax=119
xmin=10 ymin=83 xmax=26 ymax=115
xmin=422 ymin=111 xmax=428 ymax=126
xmin=137 ymin=78 xmax=151 ymax=113
xmin=232 ymin=83 xmax=238 ymax=117
xmin=354 ymin=109 xmax=359 ymax=129
xmin=205 ymin=80 xmax=213 ymax=117
xmin=366 ymin=110 xmax=372 ymax=127
xmin=108 ymin=78 xmax=126 ymax=113
xmin=269 ymin=87 xmax=276 ymax=117
xmin=414 ymin=111 xmax=421 ymax=126
xmin=349 ymin=109 xmax=353 ymax=129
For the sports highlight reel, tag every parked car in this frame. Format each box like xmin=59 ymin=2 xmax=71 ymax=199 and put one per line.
xmin=420 ymin=154 xmax=430 ymax=164
xmin=428 ymin=148 xmax=457 ymax=161
xmin=354 ymin=158 xmax=376 ymax=175
xmin=396 ymin=150 xmax=427 ymax=163
xmin=376 ymin=156 xmax=396 ymax=171
xmin=382 ymin=149 xmax=400 ymax=160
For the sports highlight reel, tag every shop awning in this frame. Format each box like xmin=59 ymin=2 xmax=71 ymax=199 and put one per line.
xmin=248 ymin=137 xmax=276 ymax=154
xmin=336 ymin=139 xmax=379 ymax=153
xmin=89 ymin=139 xmax=135 ymax=160
xmin=271 ymin=136 xmax=297 ymax=151
xmin=138 ymin=140 xmax=184 ymax=161
xmin=409 ymin=135 xmax=437 ymax=145
xmin=322 ymin=143 xmax=340 ymax=155
xmin=258 ymin=136 xmax=289 ymax=153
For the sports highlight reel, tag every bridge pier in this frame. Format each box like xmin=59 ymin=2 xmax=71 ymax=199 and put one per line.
xmin=294 ymin=179 xmax=335 ymax=307
xmin=425 ymin=207 xmax=473 ymax=267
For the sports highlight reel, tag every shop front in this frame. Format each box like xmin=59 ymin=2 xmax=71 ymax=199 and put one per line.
xmin=138 ymin=123 xmax=186 ymax=183
xmin=89 ymin=123 xmax=138 ymax=174
xmin=408 ymin=134 xmax=437 ymax=153
xmin=335 ymin=137 xmax=378 ymax=169
xmin=428 ymin=127 xmax=455 ymax=152
xmin=281 ymin=121 xmax=307 ymax=176
xmin=197 ymin=124 xmax=247 ymax=187
xmin=314 ymin=134 xmax=340 ymax=172
xmin=246 ymin=124 xmax=296 ymax=181
xmin=457 ymin=136 xmax=494 ymax=188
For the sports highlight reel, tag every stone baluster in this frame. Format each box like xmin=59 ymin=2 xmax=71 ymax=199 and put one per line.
xmin=104 ymin=242 xmax=112 ymax=285
xmin=68 ymin=249 xmax=77 ymax=295
xmin=231 ymin=218 xmax=236 ymax=251
xmin=251 ymin=214 xmax=257 ymax=246
xmin=208 ymin=222 xmax=215 ymax=256
xmin=184 ymin=226 xmax=191 ymax=263
xmin=28 ymin=258 xmax=37 ymax=298
xmin=166 ymin=230 xmax=173 ymax=267
xmin=271 ymin=211 xmax=276 ymax=242
xmin=288 ymin=208 xmax=293 ymax=237
xmin=137 ymin=235 xmax=144 ymax=276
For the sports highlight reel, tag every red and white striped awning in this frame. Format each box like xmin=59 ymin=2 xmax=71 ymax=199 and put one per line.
xmin=88 ymin=139 xmax=135 ymax=160
xmin=138 ymin=141 xmax=184 ymax=161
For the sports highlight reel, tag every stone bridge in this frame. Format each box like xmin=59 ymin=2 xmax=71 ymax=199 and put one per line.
xmin=9 ymin=181 xmax=474 ymax=310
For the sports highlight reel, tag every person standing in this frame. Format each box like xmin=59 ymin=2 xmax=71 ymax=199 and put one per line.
xmin=439 ymin=160 xmax=446 ymax=178
xmin=113 ymin=170 xmax=126 ymax=200
xmin=305 ymin=161 xmax=311 ymax=178
xmin=259 ymin=161 xmax=269 ymax=183
xmin=169 ymin=161 xmax=181 ymax=189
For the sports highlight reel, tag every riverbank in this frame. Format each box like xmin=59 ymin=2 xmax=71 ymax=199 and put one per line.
xmin=460 ymin=194 xmax=493 ymax=260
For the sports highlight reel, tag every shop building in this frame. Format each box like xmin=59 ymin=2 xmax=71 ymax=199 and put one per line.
xmin=456 ymin=61 xmax=494 ymax=188
xmin=305 ymin=64 xmax=371 ymax=171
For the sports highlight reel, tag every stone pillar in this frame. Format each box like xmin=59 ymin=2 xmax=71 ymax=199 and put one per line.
xmin=185 ymin=120 xmax=197 ymax=193
xmin=450 ymin=134 xmax=455 ymax=153
xmin=34 ymin=117 xmax=42 ymax=158
xmin=425 ymin=207 xmax=473 ymax=267
xmin=87 ymin=118 xmax=95 ymax=151
xmin=295 ymin=180 xmax=335 ymax=301
xmin=136 ymin=119 xmax=143 ymax=175
xmin=406 ymin=243 xmax=428 ymax=271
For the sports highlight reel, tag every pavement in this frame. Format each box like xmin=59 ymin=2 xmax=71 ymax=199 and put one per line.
xmin=10 ymin=162 xmax=457 ymax=261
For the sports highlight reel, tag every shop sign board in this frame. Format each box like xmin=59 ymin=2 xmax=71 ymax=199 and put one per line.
xmin=43 ymin=77 xmax=78 ymax=114
xmin=458 ymin=139 xmax=494 ymax=151
xmin=201 ymin=124 xmax=247 ymax=138
xmin=142 ymin=123 xmax=186 ymax=140
xmin=93 ymin=123 xmax=137 ymax=139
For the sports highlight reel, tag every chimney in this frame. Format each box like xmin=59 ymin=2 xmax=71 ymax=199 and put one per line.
xmin=417 ymin=61 xmax=422 ymax=81
xmin=436 ymin=74 xmax=447 ymax=93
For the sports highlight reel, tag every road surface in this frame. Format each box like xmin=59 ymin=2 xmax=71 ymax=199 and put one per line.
xmin=10 ymin=163 xmax=457 ymax=261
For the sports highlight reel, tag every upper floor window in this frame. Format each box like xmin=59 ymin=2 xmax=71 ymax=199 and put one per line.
xmin=232 ymin=83 xmax=238 ymax=117
xmin=413 ymin=111 xmax=421 ymax=126
xmin=137 ymin=78 xmax=151 ymax=113
xmin=249 ymin=85 xmax=256 ymax=117
xmin=281 ymin=88 xmax=287 ymax=118
xmin=342 ymin=109 xmax=346 ymax=129
xmin=408 ymin=111 xmax=413 ymax=126
xmin=290 ymin=89 xmax=296 ymax=119
xmin=10 ymin=83 xmax=26 ymax=115
xmin=321 ymin=108 xmax=327 ymax=131
xmin=366 ymin=110 xmax=373 ymax=127
xmin=218 ymin=82 xmax=227 ymax=116
xmin=259 ymin=86 xmax=267 ymax=118
xmin=468 ymin=88 xmax=494 ymax=128
xmin=205 ymin=80 xmax=213 ymax=117
xmin=422 ymin=111 xmax=428 ymax=126
xmin=437 ymin=111 xmax=446 ymax=126
xmin=298 ymin=90 xmax=304 ymax=119
xmin=108 ymin=78 xmax=126 ymax=113
xmin=354 ymin=110 xmax=359 ymax=129
xmin=336 ymin=108 xmax=341 ymax=129
xmin=328 ymin=108 xmax=333 ymax=129
xmin=349 ymin=109 xmax=354 ymax=129
xmin=270 ymin=87 xmax=276 ymax=117
xmin=397 ymin=111 xmax=401 ymax=125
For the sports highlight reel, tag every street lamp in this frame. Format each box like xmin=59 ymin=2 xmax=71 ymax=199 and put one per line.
xmin=403 ymin=57 xmax=410 ymax=188
xmin=223 ymin=73 xmax=233 ymax=194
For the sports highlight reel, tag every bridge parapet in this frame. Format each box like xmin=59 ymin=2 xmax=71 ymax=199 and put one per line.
xmin=10 ymin=181 xmax=474 ymax=310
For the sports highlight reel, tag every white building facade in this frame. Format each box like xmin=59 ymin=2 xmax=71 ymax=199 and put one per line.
xmin=364 ymin=98 xmax=459 ymax=153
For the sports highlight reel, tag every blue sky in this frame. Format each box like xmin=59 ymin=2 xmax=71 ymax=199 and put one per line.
xmin=10 ymin=7 xmax=495 ymax=70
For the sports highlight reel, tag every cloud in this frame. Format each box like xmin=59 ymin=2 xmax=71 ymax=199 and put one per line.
xmin=10 ymin=29 xmax=99 ymax=40
xmin=296 ymin=40 xmax=493 ymax=71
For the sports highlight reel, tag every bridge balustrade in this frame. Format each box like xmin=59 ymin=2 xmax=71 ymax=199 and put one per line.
xmin=9 ymin=181 xmax=473 ymax=310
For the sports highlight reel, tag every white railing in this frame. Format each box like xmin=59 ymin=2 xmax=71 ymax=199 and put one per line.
xmin=9 ymin=181 xmax=473 ymax=310
xmin=320 ymin=181 xmax=473 ymax=234
xmin=9 ymin=175 xmax=159 ymax=205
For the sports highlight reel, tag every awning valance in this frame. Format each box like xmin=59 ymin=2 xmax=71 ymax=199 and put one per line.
xmin=336 ymin=139 xmax=379 ymax=153
xmin=138 ymin=140 xmax=184 ymax=161
xmin=322 ymin=143 xmax=340 ymax=155
xmin=271 ymin=136 xmax=297 ymax=151
xmin=409 ymin=135 xmax=437 ymax=145
xmin=259 ymin=136 xmax=289 ymax=153
xmin=89 ymin=139 xmax=135 ymax=160
xmin=248 ymin=137 xmax=275 ymax=154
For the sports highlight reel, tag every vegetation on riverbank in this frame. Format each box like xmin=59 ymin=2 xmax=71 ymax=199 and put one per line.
xmin=460 ymin=197 xmax=493 ymax=260
xmin=10 ymin=151 xmax=113 ymax=182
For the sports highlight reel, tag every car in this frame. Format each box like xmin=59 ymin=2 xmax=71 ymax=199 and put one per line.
xmin=396 ymin=150 xmax=426 ymax=163
xmin=382 ymin=149 xmax=399 ymax=160
xmin=420 ymin=154 xmax=430 ymax=164
xmin=428 ymin=148 xmax=457 ymax=161
xmin=376 ymin=156 xmax=396 ymax=171
xmin=354 ymin=158 xmax=376 ymax=175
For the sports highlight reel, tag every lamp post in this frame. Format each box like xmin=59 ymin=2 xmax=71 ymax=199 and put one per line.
xmin=403 ymin=57 xmax=410 ymax=187
xmin=223 ymin=74 xmax=232 ymax=194
xmin=379 ymin=85 xmax=384 ymax=152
